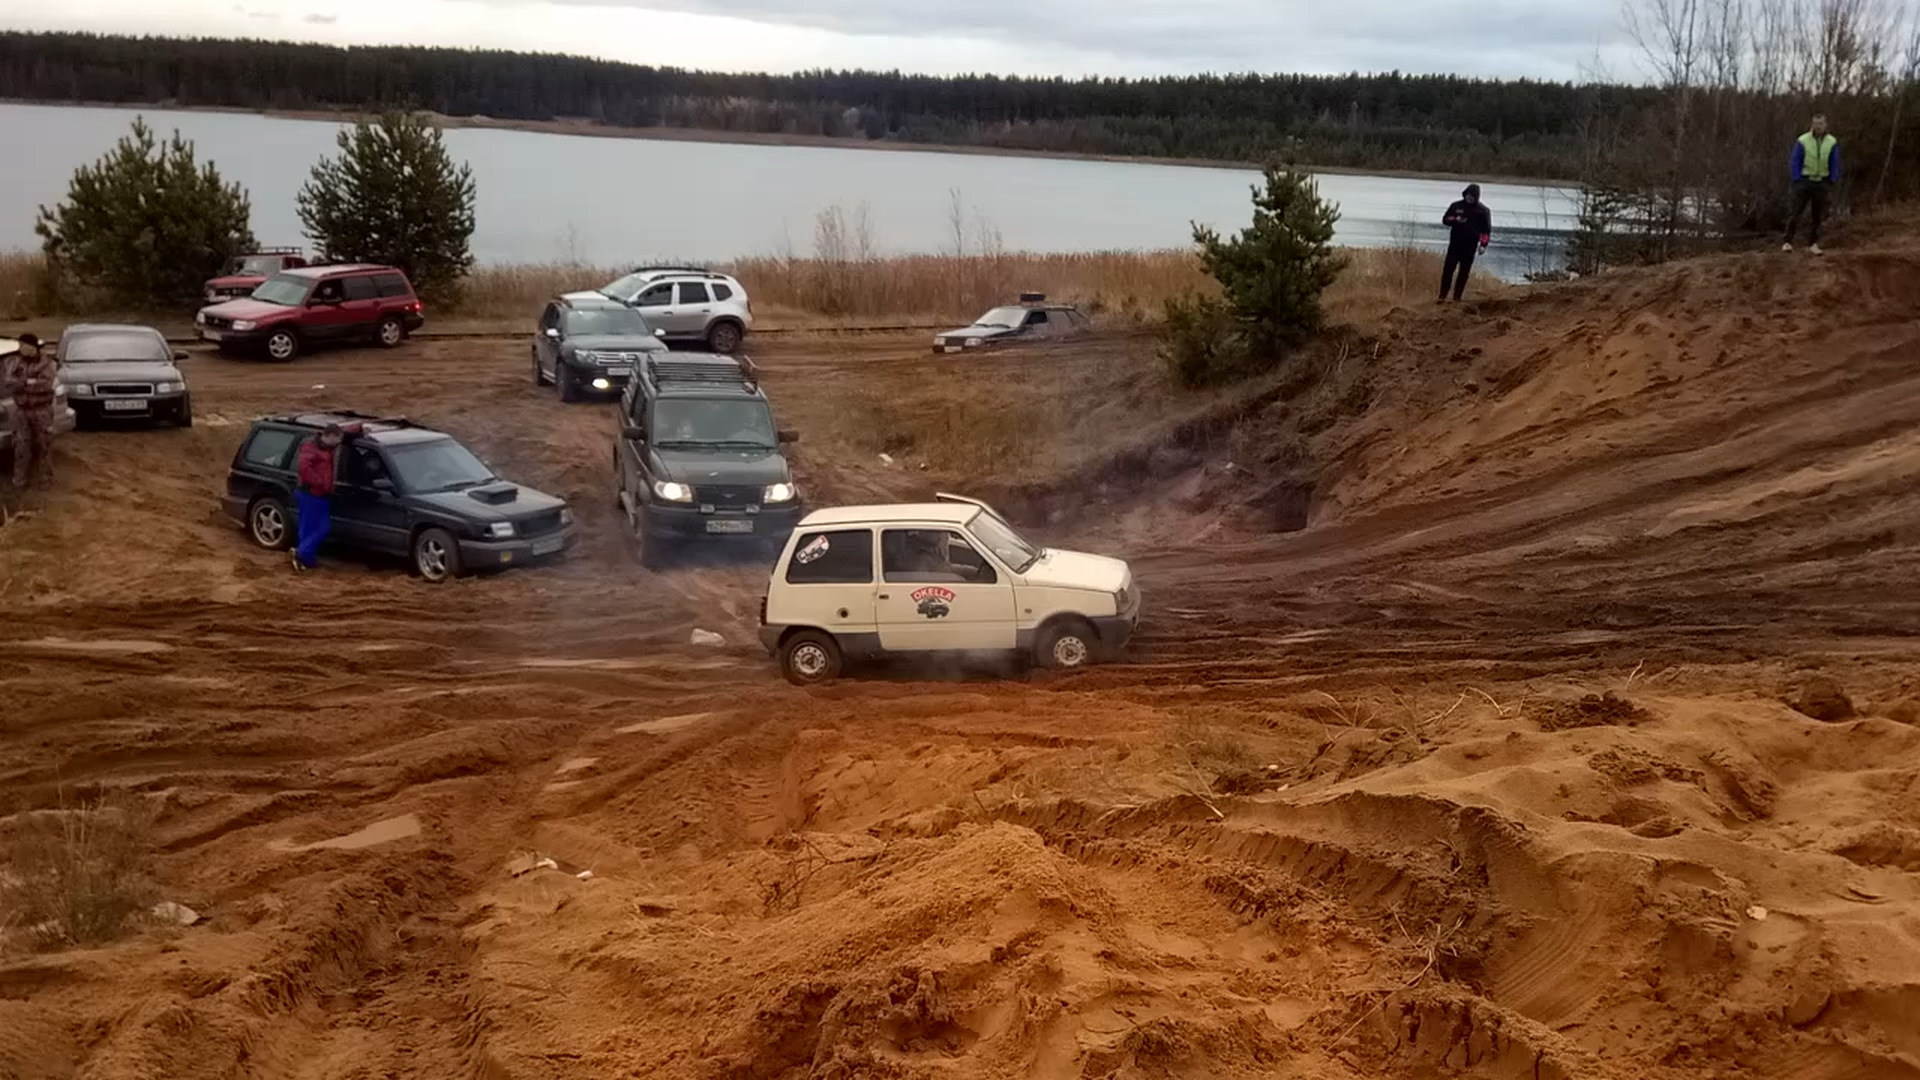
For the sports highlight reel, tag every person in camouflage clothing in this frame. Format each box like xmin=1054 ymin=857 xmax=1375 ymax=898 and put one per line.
xmin=8 ymin=333 xmax=58 ymax=489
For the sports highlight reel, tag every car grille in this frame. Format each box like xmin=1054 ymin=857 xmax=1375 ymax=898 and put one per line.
xmin=210 ymin=287 xmax=250 ymax=299
xmin=583 ymin=351 xmax=643 ymax=365
xmin=202 ymin=314 xmax=235 ymax=330
xmin=517 ymin=510 xmax=565 ymax=537
xmin=98 ymin=383 xmax=155 ymax=396
xmin=695 ymin=485 xmax=761 ymax=510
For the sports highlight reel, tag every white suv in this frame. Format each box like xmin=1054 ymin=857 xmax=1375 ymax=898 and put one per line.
xmin=758 ymin=493 xmax=1140 ymax=685
xmin=599 ymin=266 xmax=752 ymax=354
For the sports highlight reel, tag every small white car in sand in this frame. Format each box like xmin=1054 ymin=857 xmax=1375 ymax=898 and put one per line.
xmin=757 ymin=493 xmax=1140 ymax=685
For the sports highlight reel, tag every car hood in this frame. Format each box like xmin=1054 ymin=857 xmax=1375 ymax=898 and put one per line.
xmin=565 ymin=334 xmax=666 ymax=354
xmin=1017 ymin=548 xmax=1130 ymax=592
xmin=410 ymin=484 xmax=566 ymax=522
xmin=651 ymin=445 xmax=790 ymax=485
xmin=60 ymin=361 xmax=183 ymax=383
xmin=201 ymin=297 xmax=296 ymax=320
xmin=938 ymin=324 xmax=1018 ymax=340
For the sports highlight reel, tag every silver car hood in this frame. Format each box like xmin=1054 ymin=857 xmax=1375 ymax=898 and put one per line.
xmin=60 ymin=361 xmax=182 ymax=383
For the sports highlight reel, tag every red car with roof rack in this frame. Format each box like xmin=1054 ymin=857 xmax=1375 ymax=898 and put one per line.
xmin=196 ymin=264 xmax=425 ymax=361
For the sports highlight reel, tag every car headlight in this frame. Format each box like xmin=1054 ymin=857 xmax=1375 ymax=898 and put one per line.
xmin=764 ymin=482 xmax=797 ymax=503
xmin=966 ymin=337 xmax=983 ymax=347
xmin=572 ymin=350 xmax=595 ymax=364
xmin=232 ymin=319 xmax=257 ymax=331
xmin=66 ymin=383 xmax=92 ymax=396
xmin=653 ymin=480 xmax=693 ymax=503
xmin=195 ymin=312 xmax=207 ymax=324
xmin=156 ymin=381 xmax=183 ymax=394
xmin=205 ymin=290 xmax=219 ymax=302
xmin=559 ymin=508 xmax=574 ymax=526
xmin=486 ymin=521 xmax=515 ymax=539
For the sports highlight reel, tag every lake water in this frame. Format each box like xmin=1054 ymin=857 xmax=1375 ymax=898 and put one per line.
xmin=0 ymin=103 xmax=1578 ymax=280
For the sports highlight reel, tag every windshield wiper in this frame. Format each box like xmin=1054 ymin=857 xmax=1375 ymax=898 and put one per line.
xmin=436 ymin=478 xmax=494 ymax=492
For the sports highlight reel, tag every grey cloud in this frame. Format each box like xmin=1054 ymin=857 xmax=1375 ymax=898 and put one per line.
xmin=304 ymin=12 xmax=340 ymax=23
xmin=514 ymin=0 xmax=1625 ymax=77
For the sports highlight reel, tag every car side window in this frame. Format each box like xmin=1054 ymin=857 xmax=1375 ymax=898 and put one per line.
xmin=679 ymin=282 xmax=711 ymax=305
xmin=373 ymin=273 xmax=411 ymax=298
xmin=541 ymin=304 xmax=562 ymax=332
xmin=342 ymin=275 xmax=379 ymax=302
xmin=343 ymin=444 xmax=389 ymax=487
xmin=312 ymin=279 xmax=344 ymax=303
xmin=241 ymin=428 xmax=299 ymax=469
xmin=712 ymin=284 xmax=734 ymax=301
xmin=785 ymin=529 xmax=874 ymax=585
xmin=881 ymin=529 xmax=997 ymax=585
xmin=1025 ymin=309 xmax=1049 ymax=327
xmin=637 ymin=284 xmax=674 ymax=307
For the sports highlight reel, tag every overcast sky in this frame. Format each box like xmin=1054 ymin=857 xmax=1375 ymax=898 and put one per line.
xmin=16 ymin=0 xmax=1635 ymax=81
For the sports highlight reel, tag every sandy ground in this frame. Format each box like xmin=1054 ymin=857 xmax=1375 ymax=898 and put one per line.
xmin=4 ymin=242 xmax=1920 ymax=1079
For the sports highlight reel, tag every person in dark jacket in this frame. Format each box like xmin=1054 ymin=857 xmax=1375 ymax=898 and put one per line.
xmin=1783 ymin=113 xmax=1839 ymax=254
xmin=1439 ymin=184 xmax=1493 ymax=302
xmin=292 ymin=424 xmax=348 ymax=571
xmin=7 ymin=334 xmax=59 ymax=489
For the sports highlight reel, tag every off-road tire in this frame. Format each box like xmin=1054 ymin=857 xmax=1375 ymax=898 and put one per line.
xmin=247 ymin=496 xmax=292 ymax=550
xmin=173 ymin=395 xmax=194 ymax=429
xmin=558 ymin=369 xmax=582 ymax=403
xmin=376 ymin=316 xmax=406 ymax=349
xmin=706 ymin=320 xmax=744 ymax=354
xmin=264 ymin=329 xmax=300 ymax=362
xmin=1035 ymin=619 xmax=1097 ymax=671
xmin=412 ymin=526 xmax=464 ymax=583
xmin=636 ymin=515 xmax=669 ymax=571
xmin=781 ymin=630 xmax=842 ymax=686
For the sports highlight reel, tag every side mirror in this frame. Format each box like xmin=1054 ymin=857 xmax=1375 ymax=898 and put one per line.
xmin=653 ymin=328 xmax=667 ymax=338
xmin=544 ymin=327 xmax=561 ymax=339
xmin=622 ymin=424 xmax=646 ymax=441
xmin=371 ymin=477 xmax=394 ymax=492
xmin=777 ymin=429 xmax=799 ymax=444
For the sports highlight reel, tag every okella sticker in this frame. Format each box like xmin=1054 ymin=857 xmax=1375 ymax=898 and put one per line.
xmin=911 ymin=586 xmax=955 ymax=619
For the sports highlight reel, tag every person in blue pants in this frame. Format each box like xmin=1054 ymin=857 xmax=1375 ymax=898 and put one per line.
xmin=292 ymin=424 xmax=346 ymax=572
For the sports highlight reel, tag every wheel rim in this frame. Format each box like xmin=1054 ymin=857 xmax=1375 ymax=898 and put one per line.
xmin=381 ymin=321 xmax=402 ymax=346
xmin=418 ymin=538 xmax=449 ymax=579
xmin=1052 ymin=634 xmax=1090 ymax=668
xmin=252 ymin=504 xmax=285 ymax=546
xmin=791 ymin=643 xmax=829 ymax=679
xmin=713 ymin=325 xmax=740 ymax=351
xmin=268 ymin=334 xmax=295 ymax=360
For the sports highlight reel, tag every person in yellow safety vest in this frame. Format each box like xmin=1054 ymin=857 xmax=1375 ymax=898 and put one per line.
xmin=1783 ymin=114 xmax=1839 ymax=255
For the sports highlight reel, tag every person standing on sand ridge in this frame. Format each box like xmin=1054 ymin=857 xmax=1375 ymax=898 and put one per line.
xmin=1440 ymin=184 xmax=1493 ymax=302
xmin=293 ymin=424 xmax=350 ymax=572
xmin=7 ymin=333 xmax=59 ymax=490
xmin=1783 ymin=113 xmax=1839 ymax=255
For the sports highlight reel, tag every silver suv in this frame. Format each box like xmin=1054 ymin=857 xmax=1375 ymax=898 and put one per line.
xmin=599 ymin=266 xmax=752 ymax=354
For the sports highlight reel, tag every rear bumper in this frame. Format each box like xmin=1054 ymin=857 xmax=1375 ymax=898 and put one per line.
xmin=643 ymin=502 xmax=804 ymax=542
xmin=457 ymin=524 xmax=580 ymax=567
xmin=221 ymin=494 xmax=248 ymax=523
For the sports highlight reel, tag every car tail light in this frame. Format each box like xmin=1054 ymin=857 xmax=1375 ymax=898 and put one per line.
xmin=409 ymin=301 xmax=422 ymax=313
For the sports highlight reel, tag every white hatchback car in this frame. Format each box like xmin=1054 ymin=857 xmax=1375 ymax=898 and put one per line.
xmin=758 ymin=493 xmax=1140 ymax=685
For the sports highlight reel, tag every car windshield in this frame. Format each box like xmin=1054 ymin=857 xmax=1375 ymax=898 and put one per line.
xmin=967 ymin=509 xmax=1041 ymax=572
xmin=226 ymin=255 xmax=284 ymax=276
xmin=601 ymin=272 xmax=649 ymax=300
xmin=973 ymin=306 xmax=1028 ymax=329
xmin=61 ymin=330 xmax=169 ymax=363
xmin=384 ymin=438 xmax=496 ymax=493
xmin=565 ymin=307 xmax=651 ymax=336
xmin=251 ymin=274 xmax=310 ymax=306
xmin=651 ymin=398 xmax=777 ymax=449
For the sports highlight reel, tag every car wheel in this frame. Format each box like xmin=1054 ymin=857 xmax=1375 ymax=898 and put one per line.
xmin=558 ymin=370 xmax=582 ymax=403
xmin=247 ymin=496 xmax=291 ymax=550
xmin=376 ymin=316 xmax=406 ymax=348
xmin=173 ymin=395 xmax=193 ymax=429
xmin=706 ymin=321 xmax=743 ymax=354
xmin=781 ymin=630 xmax=842 ymax=686
xmin=1035 ymin=619 xmax=1097 ymax=671
xmin=413 ymin=527 xmax=464 ymax=583
xmin=636 ymin=517 xmax=669 ymax=570
xmin=264 ymin=329 xmax=300 ymax=362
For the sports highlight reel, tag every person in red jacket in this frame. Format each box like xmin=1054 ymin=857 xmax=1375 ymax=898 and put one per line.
xmin=292 ymin=424 xmax=349 ymax=571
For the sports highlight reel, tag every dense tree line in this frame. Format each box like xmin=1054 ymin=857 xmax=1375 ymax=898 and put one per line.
xmin=0 ymin=31 xmax=1664 ymax=180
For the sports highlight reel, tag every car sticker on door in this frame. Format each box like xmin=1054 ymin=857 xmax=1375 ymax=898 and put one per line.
xmin=911 ymin=586 xmax=954 ymax=619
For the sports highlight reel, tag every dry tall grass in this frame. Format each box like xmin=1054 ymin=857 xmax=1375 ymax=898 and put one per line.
xmin=0 ymin=794 xmax=152 ymax=950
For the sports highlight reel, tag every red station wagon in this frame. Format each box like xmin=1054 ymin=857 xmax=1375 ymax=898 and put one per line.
xmin=196 ymin=265 xmax=425 ymax=361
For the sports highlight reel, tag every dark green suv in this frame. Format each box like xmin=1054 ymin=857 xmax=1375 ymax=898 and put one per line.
xmin=224 ymin=410 xmax=578 ymax=582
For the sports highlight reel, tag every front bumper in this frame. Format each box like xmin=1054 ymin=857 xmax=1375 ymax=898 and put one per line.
xmin=457 ymin=524 xmax=581 ymax=567
xmin=71 ymin=392 xmax=188 ymax=420
xmin=198 ymin=324 xmax=273 ymax=348
xmin=561 ymin=361 xmax=637 ymax=394
xmin=643 ymin=501 xmax=804 ymax=542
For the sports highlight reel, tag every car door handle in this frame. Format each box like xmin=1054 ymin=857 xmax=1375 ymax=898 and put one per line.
xmin=877 ymin=593 xmax=890 ymax=600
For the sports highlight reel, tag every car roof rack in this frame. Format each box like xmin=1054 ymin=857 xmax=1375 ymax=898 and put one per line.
xmin=627 ymin=265 xmax=733 ymax=281
xmin=1018 ymin=292 xmax=1047 ymax=304
xmin=281 ymin=409 xmax=422 ymax=430
xmin=645 ymin=354 xmax=759 ymax=392
xmin=248 ymin=246 xmax=304 ymax=255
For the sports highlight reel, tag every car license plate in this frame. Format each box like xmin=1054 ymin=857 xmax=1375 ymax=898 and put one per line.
xmin=103 ymin=399 xmax=148 ymax=411
xmin=606 ymin=366 xmax=632 ymax=376
xmin=706 ymin=519 xmax=754 ymax=535
xmin=941 ymin=345 xmax=963 ymax=354
xmin=200 ymin=328 xmax=223 ymax=342
xmin=532 ymin=536 xmax=564 ymax=556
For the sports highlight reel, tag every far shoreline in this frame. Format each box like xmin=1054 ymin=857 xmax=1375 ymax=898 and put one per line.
xmin=0 ymin=97 xmax=1583 ymax=190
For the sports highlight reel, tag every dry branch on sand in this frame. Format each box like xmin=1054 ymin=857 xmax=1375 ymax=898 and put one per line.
xmin=0 ymin=793 xmax=153 ymax=950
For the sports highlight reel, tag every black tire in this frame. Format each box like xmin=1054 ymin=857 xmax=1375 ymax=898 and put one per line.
xmin=264 ymin=329 xmax=300 ymax=362
xmin=1035 ymin=619 xmax=1098 ymax=671
xmin=173 ymin=395 xmax=194 ymax=429
xmin=636 ymin=516 xmax=669 ymax=571
xmin=781 ymin=630 xmax=842 ymax=686
xmin=706 ymin=320 xmax=744 ymax=354
xmin=376 ymin=316 xmax=406 ymax=349
xmin=558 ymin=367 xmax=582 ymax=403
xmin=412 ymin=526 xmax=464 ymax=583
xmin=247 ymin=496 xmax=292 ymax=550
xmin=533 ymin=349 xmax=552 ymax=387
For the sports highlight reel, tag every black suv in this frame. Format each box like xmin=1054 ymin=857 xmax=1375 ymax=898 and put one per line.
xmin=532 ymin=291 xmax=669 ymax=402
xmin=615 ymin=355 xmax=801 ymax=568
xmin=225 ymin=410 xmax=578 ymax=582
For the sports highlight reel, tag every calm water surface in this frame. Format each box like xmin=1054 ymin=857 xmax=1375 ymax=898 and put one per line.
xmin=0 ymin=103 xmax=1577 ymax=280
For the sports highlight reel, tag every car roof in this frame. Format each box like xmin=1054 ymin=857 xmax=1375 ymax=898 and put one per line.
xmin=60 ymin=323 xmax=165 ymax=337
xmin=617 ymin=267 xmax=742 ymax=285
xmin=798 ymin=503 xmax=980 ymax=528
xmin=263 ymin=412 xmax=450 ymax=443
xmin=280 ymin=264 xmax=400 ymax=279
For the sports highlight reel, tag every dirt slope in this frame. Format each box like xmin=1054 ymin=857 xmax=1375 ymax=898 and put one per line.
xmin=4 ymin=241 xmax=1920 ymax=1080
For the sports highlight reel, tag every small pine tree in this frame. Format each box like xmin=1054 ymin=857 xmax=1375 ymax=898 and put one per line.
xmin=298 ymin=112 xmax=476 ymax=299
xmin=34 ymin=118 xmax=256 ymax=307
xmin=1192 ymin=165 xmax=1346 ymax=358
